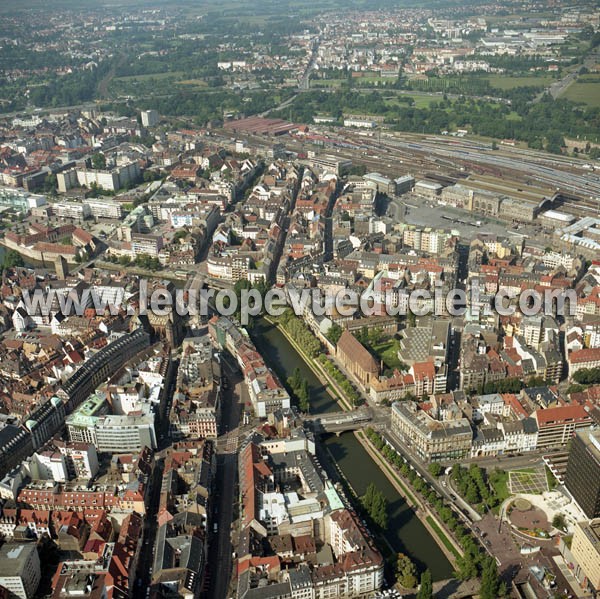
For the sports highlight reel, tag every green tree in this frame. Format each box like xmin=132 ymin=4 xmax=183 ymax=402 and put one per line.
xmin=396 ymin=553 xmax=418 ymax=588
xmin=455 ymin=549 xmax=479 ymax=580
xmin=2 ymin=249 xmax=24 ymax=269
xmin=573 ymin=367 xmax=600 ymax=385
xmin=416 ymin=569 xmax=433 ymax=599
xmin=552 ymin=513 xmax=566 ymax=530
xmin=480 ymin=556 xmax=505 ymax=599
xmin=361 ymin=482 xmax=388 ymax=529
xmin=91 ymin=152 xmax=107 ymax=170
xmin=428 ymin=463 xmax=443 ymax=477
xmin=326 ymin=323 xmax=344 ymax=344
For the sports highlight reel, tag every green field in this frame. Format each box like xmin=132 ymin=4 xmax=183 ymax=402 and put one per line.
xmin=485 ymin=74 xmax=555 ymax=90
xmin=489 ymin=469 xmax=510 ymax=505
xmin=311 ymin=78 xmax=346 ymax=88
xmin=370 ymin=337 xmax=405 ymax=371
xmin=114 ymin=71 xmax=187 ymax=82
xmin=384 ymin=91 xmax=439 ymax=109
xmin=560 ymin=76 xmax=600 ymax=108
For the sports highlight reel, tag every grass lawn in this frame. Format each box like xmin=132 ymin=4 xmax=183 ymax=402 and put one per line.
xmin=311 ymin=78 xmax=346 ymax=88
xmin=485 ymin=74 xmax=554 ymax=90
xmin=385 ymin=91 xmax=439 ymax=109
xmin=114 ymin=71 xmax=186 ymax=82
xmin=560 ymin=76 xmax=600 ymax=108
xmin=177 ymin=79 xmax=209 ymax=87
xmin=489 ymin=469 xmax=510 ymax=503
xmin=370 ymin=337 xmax=404 ymax=371
xmin=545 ymin=466 xmax=558 ymax=491
xmin=508 ymin=467 xmax=548 ymax=495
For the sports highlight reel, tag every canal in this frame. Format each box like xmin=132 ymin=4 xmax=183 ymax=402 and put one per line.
xmin=252 ymin=317 xmax=453 ymax=581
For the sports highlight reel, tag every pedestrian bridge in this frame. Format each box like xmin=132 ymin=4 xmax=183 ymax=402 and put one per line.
xmin=303 ymin=407 xmax=372 ymax=434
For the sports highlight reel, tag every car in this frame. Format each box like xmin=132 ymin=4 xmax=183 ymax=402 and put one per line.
xmin=450 ymin=494 xmax=457 ymax=500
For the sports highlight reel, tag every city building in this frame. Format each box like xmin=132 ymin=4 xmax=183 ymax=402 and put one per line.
xmin=391 ymin=400 xmax=473 ymax=461
xmin=140 ymin=109 xmax=159 ymax=127
xmin=309 ymin=155 xmax=352 ymax=176
xmin=571 ymin=519 xmax=600 ymax=592
xmin=0 ymin=543 xmax=41 ymax=599
xmin=534 ymin=404 xmax=593 ymax=450
xmin=565 ymin=428 xmax=600 ymax=519
xmin=85 ymin=199 xmax=123 ymax=219
xmin=57 ymin=162 xmax=141 ymax=193
xmin=0 ymin=187 xmax=46 ymax=213
xmin=52 ymin=201 xmax=91 ymax=220
xmin=336 ymin=330 xmax=379 ymax=391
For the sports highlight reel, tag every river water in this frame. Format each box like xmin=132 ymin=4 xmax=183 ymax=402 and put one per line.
xmin=251 ymin=317 xmax=453 ymax=580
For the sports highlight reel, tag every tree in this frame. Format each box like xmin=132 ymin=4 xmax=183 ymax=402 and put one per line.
xmin=91 ymin=153 xmax=107 ymax=170
xmin=396 ymin=553 xmax=418 ymax=588
xmin=287 ymin=367 xmax=310 ymax=412
xmin=552 ymin=513 xmax=566 ymax=530
xmin=361 ymin=482 xmax=388 ymax=529
xmin=428 ymin=463 xmax=443 ymax=477
xmin=416 ymin=570 xmax=433 ymax=599
xmin=2 ymin=249 xmax=24 ymax=270
xmin=480 ymin=556 xmax=505 ymax=599
xmin=326 ymin=323 xmax=344 ymax=345
xmin=455 ymin=549 xmax=479 ymax=580
xmin=573 ymin=367 xmax=600 ymax=385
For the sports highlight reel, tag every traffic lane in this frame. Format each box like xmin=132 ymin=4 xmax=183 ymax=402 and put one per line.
xmin=207 ymin=356 xmax=243 ymax=599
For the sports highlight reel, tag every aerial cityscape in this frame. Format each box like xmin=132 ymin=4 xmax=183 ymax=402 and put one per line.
xmin=0 ymin=0 xmax=599 ymax=598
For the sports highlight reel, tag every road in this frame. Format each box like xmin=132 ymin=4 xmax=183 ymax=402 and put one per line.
xmin=380 ymin=425 xmax=482 ymax=523
xmin=535 ymin=49 xmax=600 ymax=102
xmin=456 ymin=450 xmax=553 ymax=471
xmin=133 ymin=359 xmax=178 ymax=592
xmin=205 ymin=352 xmax=243 ymax=599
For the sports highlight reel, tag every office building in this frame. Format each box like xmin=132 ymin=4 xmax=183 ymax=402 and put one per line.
xmin=565 ymin=428 xmax=600 ymax=519
xmin=571 ymin=519 xmax=600 ymax=592
xmin=0 ymin=543 xmax=41 ymax=599
xmin=140 ymin=109 xmax=159 ymax=127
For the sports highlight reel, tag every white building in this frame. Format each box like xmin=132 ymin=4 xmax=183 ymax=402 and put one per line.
xmin=94 ymin=415 xmax=157 ymax=453
xmin=85 ymin=199 xmax=123 ymax=219
xmin=131 ymin=233 xmax=163 ymax=257
xmin=29 ymin=450 xmax=69 ymax=482
xmin=52 ymin=201 xmax=91 ymax=220
xmin=415 ymin=179 xmax=443 ymax=199
xmin=343 ymin=117 xmax=377 ymax=128
xmin=0 ymin=187 xmax=46 ymax=213
xmin=57 ymin=162 xmax=141 ymax=193
xmin=140 ymin=109 xmax=159 ymax=127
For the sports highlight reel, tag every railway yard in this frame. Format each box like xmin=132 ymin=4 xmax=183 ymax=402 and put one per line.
xmin=225 ymin=125 xmax=600 ymax=222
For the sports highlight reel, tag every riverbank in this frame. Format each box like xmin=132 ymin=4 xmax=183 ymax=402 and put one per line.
xmin=319 ymin=440 xmax=398 ymax=560
xmin=263 ymin=315 xmax=353 ymax=411
xmin=252 ymin=316 xmax=453 ymax=579
xmin=357 ymin=430 xmax=463 ymax=565
xmin=264 ymin=315 xmax=461 ymax=563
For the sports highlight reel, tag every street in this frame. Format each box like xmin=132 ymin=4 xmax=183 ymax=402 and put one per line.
xmin=205 ymin=353 xmax=243 ymax=599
